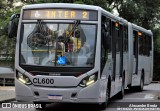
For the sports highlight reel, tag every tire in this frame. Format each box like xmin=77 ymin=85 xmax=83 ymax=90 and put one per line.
xmin=129 ymin=74 xmax=144 ymax=92
xmin=99 ymin=83 xmax=110 ymax=110
xmin=136 ymin=75 xmax=144 ymax=92
xmin=116 ymin=76 xmax=125 ymax=99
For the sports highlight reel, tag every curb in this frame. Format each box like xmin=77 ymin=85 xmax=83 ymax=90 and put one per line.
xmin=0 ymin=98 xmax=16 ymax=103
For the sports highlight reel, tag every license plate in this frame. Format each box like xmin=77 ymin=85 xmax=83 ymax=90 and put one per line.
xmin=48 ymin=94 xmax=62 ymax=100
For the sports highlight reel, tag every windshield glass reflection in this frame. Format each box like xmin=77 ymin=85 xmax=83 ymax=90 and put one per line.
xmin=20 ymin=22 xmax=97 ymax=67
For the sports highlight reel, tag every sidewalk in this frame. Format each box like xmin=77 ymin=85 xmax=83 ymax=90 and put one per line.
xmin=0 ymin=86 xmax=15 ymax=103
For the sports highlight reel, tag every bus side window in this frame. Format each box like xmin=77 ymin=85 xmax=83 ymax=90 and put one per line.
xmin=106 ymin=20 xmax=111 ymax=53
xmin=111 ymin=21 xmax=116 ymax=80
xmin=101 ymin=17 xmax=107 ymax=69
xmin=101 ymin=16 xmax=111 ymax=70
xmin=116 ymin=22 xmax=120 ymax=52
xmin=124 ymin=26 xmax=128 ymax=52
xmin=142 ymin=34 xmax=146 ymax=56
xmin=133 ymin=30 xmax=138 ymax=57
xmin=146 ymin=35 xmax=149 ymax=56
xmin=139 ymin=34 xmax=143 ymax=55
xmin=126 ymin=27 xmax=128 ymax=51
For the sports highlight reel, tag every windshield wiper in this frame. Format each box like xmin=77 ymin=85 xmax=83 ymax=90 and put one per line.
xmin=70 ymin=20 xmax=80 ymax=34
xmin=37 ymin=20 xmax=50 ymax=55
xmin=64 ymin=20 xmax=80 ymax=43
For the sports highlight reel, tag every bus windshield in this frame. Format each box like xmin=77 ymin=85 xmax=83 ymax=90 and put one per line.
xmin=20 ymin=22 xmax=97 ymax=67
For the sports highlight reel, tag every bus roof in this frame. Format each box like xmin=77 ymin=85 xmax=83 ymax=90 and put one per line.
xmin=22 ymin=3 xmax=101 ymax=11
xmin=22 ymin=3 xmax=152 ymax=34
xmin=132 ymin=23 xmax=153 ymax=35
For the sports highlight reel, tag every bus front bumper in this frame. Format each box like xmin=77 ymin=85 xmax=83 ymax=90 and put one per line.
xmin=15 ymin=79 xmax=107 ymax=103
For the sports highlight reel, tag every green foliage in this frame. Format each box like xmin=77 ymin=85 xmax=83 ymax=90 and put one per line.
xmin=94 ymin=0 xmax=109 ymax=10
xmin=82 ymin=0 xmax=93 ymax=5
xmin=74 ymin=1 xmax=84 ymax=4
xmin=153 ymin=28 xmax=160 ymax=81
xmin=37 ymin=0 xmax=47 ymax=3
xmin=118 ymin=0 xmax=160 ymax=29
xmin=0 ymin=0 xmax=21 ymax=68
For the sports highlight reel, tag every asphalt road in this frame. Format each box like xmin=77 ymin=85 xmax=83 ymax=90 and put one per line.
xmin=0 ymin=83 xmax=160 ymax=111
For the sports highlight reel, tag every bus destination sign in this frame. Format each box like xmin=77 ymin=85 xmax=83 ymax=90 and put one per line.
xmin=23 ymin=9 xmax=97 ymax=20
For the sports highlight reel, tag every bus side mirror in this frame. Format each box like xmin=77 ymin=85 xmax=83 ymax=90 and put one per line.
xmin=8 ymin=14 xmax=20 ymax=38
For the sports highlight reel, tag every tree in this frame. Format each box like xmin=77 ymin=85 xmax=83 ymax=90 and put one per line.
xmin=152 ymin=28 xmax=160 ymax=81
xmin=0 ymin=0 xmax=20 ymax=68
xmin=117 ymin=0 xmax=160 ymax=29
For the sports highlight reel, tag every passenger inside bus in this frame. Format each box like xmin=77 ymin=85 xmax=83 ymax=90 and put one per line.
xmin=21 ymin=23 xmax=96 ymax=67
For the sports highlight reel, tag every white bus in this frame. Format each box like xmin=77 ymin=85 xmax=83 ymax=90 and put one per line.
xmin=8 ymin=3 xmax=153 ymax=109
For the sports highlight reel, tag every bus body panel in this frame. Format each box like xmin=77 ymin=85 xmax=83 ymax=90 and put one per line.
xmin=131 ymin=24 xmax=153 ymax=86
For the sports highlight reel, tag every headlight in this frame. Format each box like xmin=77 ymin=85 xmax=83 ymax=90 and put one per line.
xmin=79 ymin=72 xmax=98 ymax=87
xmin=16 ymin=72 xmax=32 ymax=85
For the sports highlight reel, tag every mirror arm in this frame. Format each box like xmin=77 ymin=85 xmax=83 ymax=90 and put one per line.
xmin=10 ymin=14 xmax=20 ymax=21
xmin=8 ymin=14 xmax=20 ymax=38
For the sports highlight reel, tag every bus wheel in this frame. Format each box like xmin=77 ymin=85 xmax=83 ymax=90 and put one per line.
xmin=136 ymin=75 xmax=144 ymax=92
xmin=116 ymin=76 xmax=125 ymax=99
xmin=99 ymin=83 xmax=110 ymax=110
